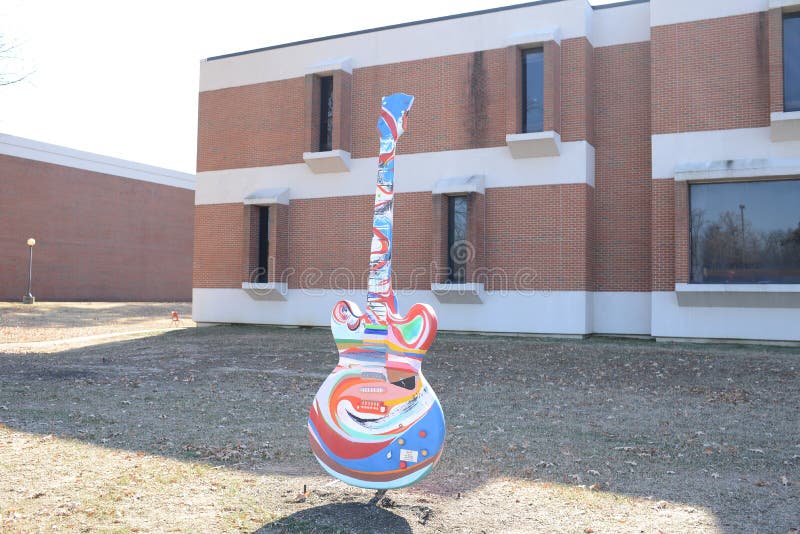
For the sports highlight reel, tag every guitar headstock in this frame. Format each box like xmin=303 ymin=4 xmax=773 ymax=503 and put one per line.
xmin=378 ymin=93 xmax=414 ymax=141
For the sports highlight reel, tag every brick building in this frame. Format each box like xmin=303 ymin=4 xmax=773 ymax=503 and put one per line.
xmin=193 ymin=0 xmax=800 ymax=342
xmin=1 ymin=134 xmax=195 ymax=301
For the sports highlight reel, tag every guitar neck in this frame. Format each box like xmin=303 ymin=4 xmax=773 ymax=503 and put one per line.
xmin=366 ymin=94 xmax=414 ymax=323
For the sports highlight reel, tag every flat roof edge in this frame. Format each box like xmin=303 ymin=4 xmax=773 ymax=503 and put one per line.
xmin=206 ymin=0 xmax=649 ymax=62
xmin=0 ymin=133 xmax=196 ymax=190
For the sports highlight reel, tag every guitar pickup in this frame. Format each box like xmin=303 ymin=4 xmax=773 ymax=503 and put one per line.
xmin=357 ymin=400 xmax=387 ymax=414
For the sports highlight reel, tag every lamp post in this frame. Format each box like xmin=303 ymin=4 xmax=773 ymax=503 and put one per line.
xmin=23 ymin=237 xmax=36 ymax=304
xmin=739 ymin=204 xmax=746 ymax=268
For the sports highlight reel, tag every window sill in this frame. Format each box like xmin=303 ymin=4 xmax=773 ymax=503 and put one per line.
xmin=242 ymin=282 xmax=288 ymax=301
xmin=675 ymin=283 xmax=800 ymax=308
xmin=431 ymin=283 xmax=484 ymax=304
xmin=302 ymin=149 xmax=351 ymax=173
xmin=770 ymin=111 xmax=800 ymax=142
xmin=505 ymin=131 xmax=561 ymax=158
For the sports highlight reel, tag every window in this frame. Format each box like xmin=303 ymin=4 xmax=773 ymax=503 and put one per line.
xmin=522 ymin=48 xmax=544 ymax=133
xmin=690 ymin=180 xmax=800 ymax=283
xmin=319 ymin=76 xmax=334 ymax=151
xmin=256 ymin=206 xmax=269 ymax=283
xmin=785 ymin=13 xmax=800 ymax=112
xmin=447 ymin=196 xmax=468 ymax=283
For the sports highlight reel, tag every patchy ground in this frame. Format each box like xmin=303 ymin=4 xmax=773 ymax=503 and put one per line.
xmin=0 ymin=306 xmax=798 ymax=532
xmin=0 ymin=302 xmax=193 ymax=352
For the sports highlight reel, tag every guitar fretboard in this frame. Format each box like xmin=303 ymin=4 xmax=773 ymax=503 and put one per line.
xmin=366 ymin=95 xmax=414 ymax=324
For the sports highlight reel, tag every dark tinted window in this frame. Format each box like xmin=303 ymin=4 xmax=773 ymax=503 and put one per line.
xmin=522 ymin=48 xmax=544 ymax=133
xmin=319 ymin=76 xmax=334 ymax=151
xmin=256 ymin=206 xmax=269 ymax=283
xmin=447 ymin=196 xmax=468 ymax=283
xmin=690 ymin=180 xmax=800 ymax=283
xmin=785 ymin=13 xmax=800 ymax=112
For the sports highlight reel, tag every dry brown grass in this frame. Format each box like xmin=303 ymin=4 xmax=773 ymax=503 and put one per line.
xmin=0 ymin=304 xmax=798 ymax=532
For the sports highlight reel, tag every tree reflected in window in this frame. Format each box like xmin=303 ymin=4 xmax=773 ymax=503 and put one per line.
xmin=690 ymin=180 xmax=800 ymax=283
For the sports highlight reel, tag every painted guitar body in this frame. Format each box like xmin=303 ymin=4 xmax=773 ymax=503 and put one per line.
xmin=308 ymin=94 xmax=445 ymax=489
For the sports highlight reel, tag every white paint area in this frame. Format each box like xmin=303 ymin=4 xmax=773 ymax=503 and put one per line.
xmin=674 ymin=157 xmax=800 ymax=182
xmin=675 ymin=283 xmax=800 ymax=307
xmin=506 ymin=26 xmax=562 ymax=47
xmin=0 ymin=133 xmax=195 ymax=190
xmin=651 ymin=128 xmax=800 ymax=179
xmin=305 ymin=57 xmax=352 ymax=75
xmin=650 ymin=0 xmax=767 ymax=28
xmin=589 ymin=1 xmax=651 ymax=47
xmin=200 ymin=0 xmax=651 ymax=92
xmin=193 ymin=289 xmax=656 ymax=336
xmin=192 ymin=288 xmax=593 ymax=335
xmin=196 ymin=142 xmax=594 ymax=204
xmin=195 ymin=289 xmax=799 ymax=340
xmin=592 ymin=292 xmax=651 ymax=335
xmin=651 ymin=291 xmax=800 ymax=341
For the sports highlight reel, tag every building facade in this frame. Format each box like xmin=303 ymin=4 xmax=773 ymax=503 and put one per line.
xmin=193 ymin=0 xmax=800 ymax=342
xmin=0 ymin=134 xmax=195 ymax=301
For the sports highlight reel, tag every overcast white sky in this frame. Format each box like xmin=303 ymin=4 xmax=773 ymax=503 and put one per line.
xmin=0 ymin=0 xmax=619 ymax=174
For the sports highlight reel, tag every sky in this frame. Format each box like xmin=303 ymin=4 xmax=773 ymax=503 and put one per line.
xmin=0 ymin=0 xmax=619 ymax=174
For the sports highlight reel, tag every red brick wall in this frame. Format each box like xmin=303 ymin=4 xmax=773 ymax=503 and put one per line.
xmin=651 ymin=12 xmax=770 ymax=134
xmin=651 ymin=179 xmax=676 ymax=291
xmin=0 ymin=155 xmax=193 ymax=301
xmin=350 ymin=50 xmax=508 ymax=157
xmin=674 ymin=181 xmax=690 ymax=284
xmin=768 ymin=8 xmax=785 ymax=113
xmin=193 ymin=203 xmax=245 ymax=288
xmin=484 ymin=184 xmax=592 ymax=291
xmin=593 ymin=42 xmax=652 ymax=292
xmin=287 ymin=192 xmax=437 ymax=291
xmin=198 ymin=44 xmax=595 ymax=172
xmin=194 ymin=184 xmax=592 ymax=292
xmin=197 ymin=78 xmax=306 ymax=172
xmin=561 ymin=37 xmax=594 ymax=144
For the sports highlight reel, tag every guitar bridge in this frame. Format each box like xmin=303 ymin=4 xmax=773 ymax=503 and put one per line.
xmin=357 ymin=399 xmax=387 ymax=414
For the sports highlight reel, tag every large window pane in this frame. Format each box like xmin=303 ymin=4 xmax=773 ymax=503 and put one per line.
xmin=318 ymin=76 xmax=334 ymax=151
xmin=447 ymin=196 xmax=468 ymax=283
xmin=522 ymin=48 xmax=544 ymax=133
xmin=690 ymin=180 xmax=800 ymax=283
xmin=785 ymin=13 xmax=800 ymax=112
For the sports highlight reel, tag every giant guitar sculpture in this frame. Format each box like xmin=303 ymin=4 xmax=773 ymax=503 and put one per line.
xmin=307 ymin=93 xmax=445 ymax=490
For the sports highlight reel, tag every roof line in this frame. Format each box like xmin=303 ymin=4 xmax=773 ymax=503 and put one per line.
xmin=205 ymin=0 xmax=649 ymax=62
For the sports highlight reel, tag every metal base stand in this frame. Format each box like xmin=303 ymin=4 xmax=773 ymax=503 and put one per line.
xmin=22 ymin=295 xmax=35 ymax=304
xmin=366 ymin=489 xmax=387 ymax=507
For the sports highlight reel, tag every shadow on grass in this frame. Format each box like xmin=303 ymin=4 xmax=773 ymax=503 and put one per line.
xmin=254 ymin=503 xmax=413 ymax=533
xmin=0 ymin=325 xmax=798 ymax=532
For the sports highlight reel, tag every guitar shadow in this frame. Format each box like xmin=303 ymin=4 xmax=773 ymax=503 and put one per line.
xmin=254 ymin=503 xmax=413 ymax=534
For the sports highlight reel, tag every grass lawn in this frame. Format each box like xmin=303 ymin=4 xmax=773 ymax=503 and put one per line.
xmin=0 ymin=304 xmax=798 ymax=532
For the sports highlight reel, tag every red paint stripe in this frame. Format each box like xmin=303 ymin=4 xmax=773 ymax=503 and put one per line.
xmin=380 ymin=108 xmax=398 ymax=139
xmin=309 ymin=400 xmax=393 ymax=460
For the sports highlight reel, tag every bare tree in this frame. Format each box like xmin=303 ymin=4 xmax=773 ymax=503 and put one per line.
xmin=0 ymin=34 xmax=32 ymax=86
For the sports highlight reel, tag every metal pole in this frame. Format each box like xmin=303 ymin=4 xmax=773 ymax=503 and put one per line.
xmin=739 ymin=204 xmax=746 ymax=267
xmin=27 ymin=245 xmax=33 ymax=298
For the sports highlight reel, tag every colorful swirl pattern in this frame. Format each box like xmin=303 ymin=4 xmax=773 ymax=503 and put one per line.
xmin=308 ymin=94 xmax=445 ymax=489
